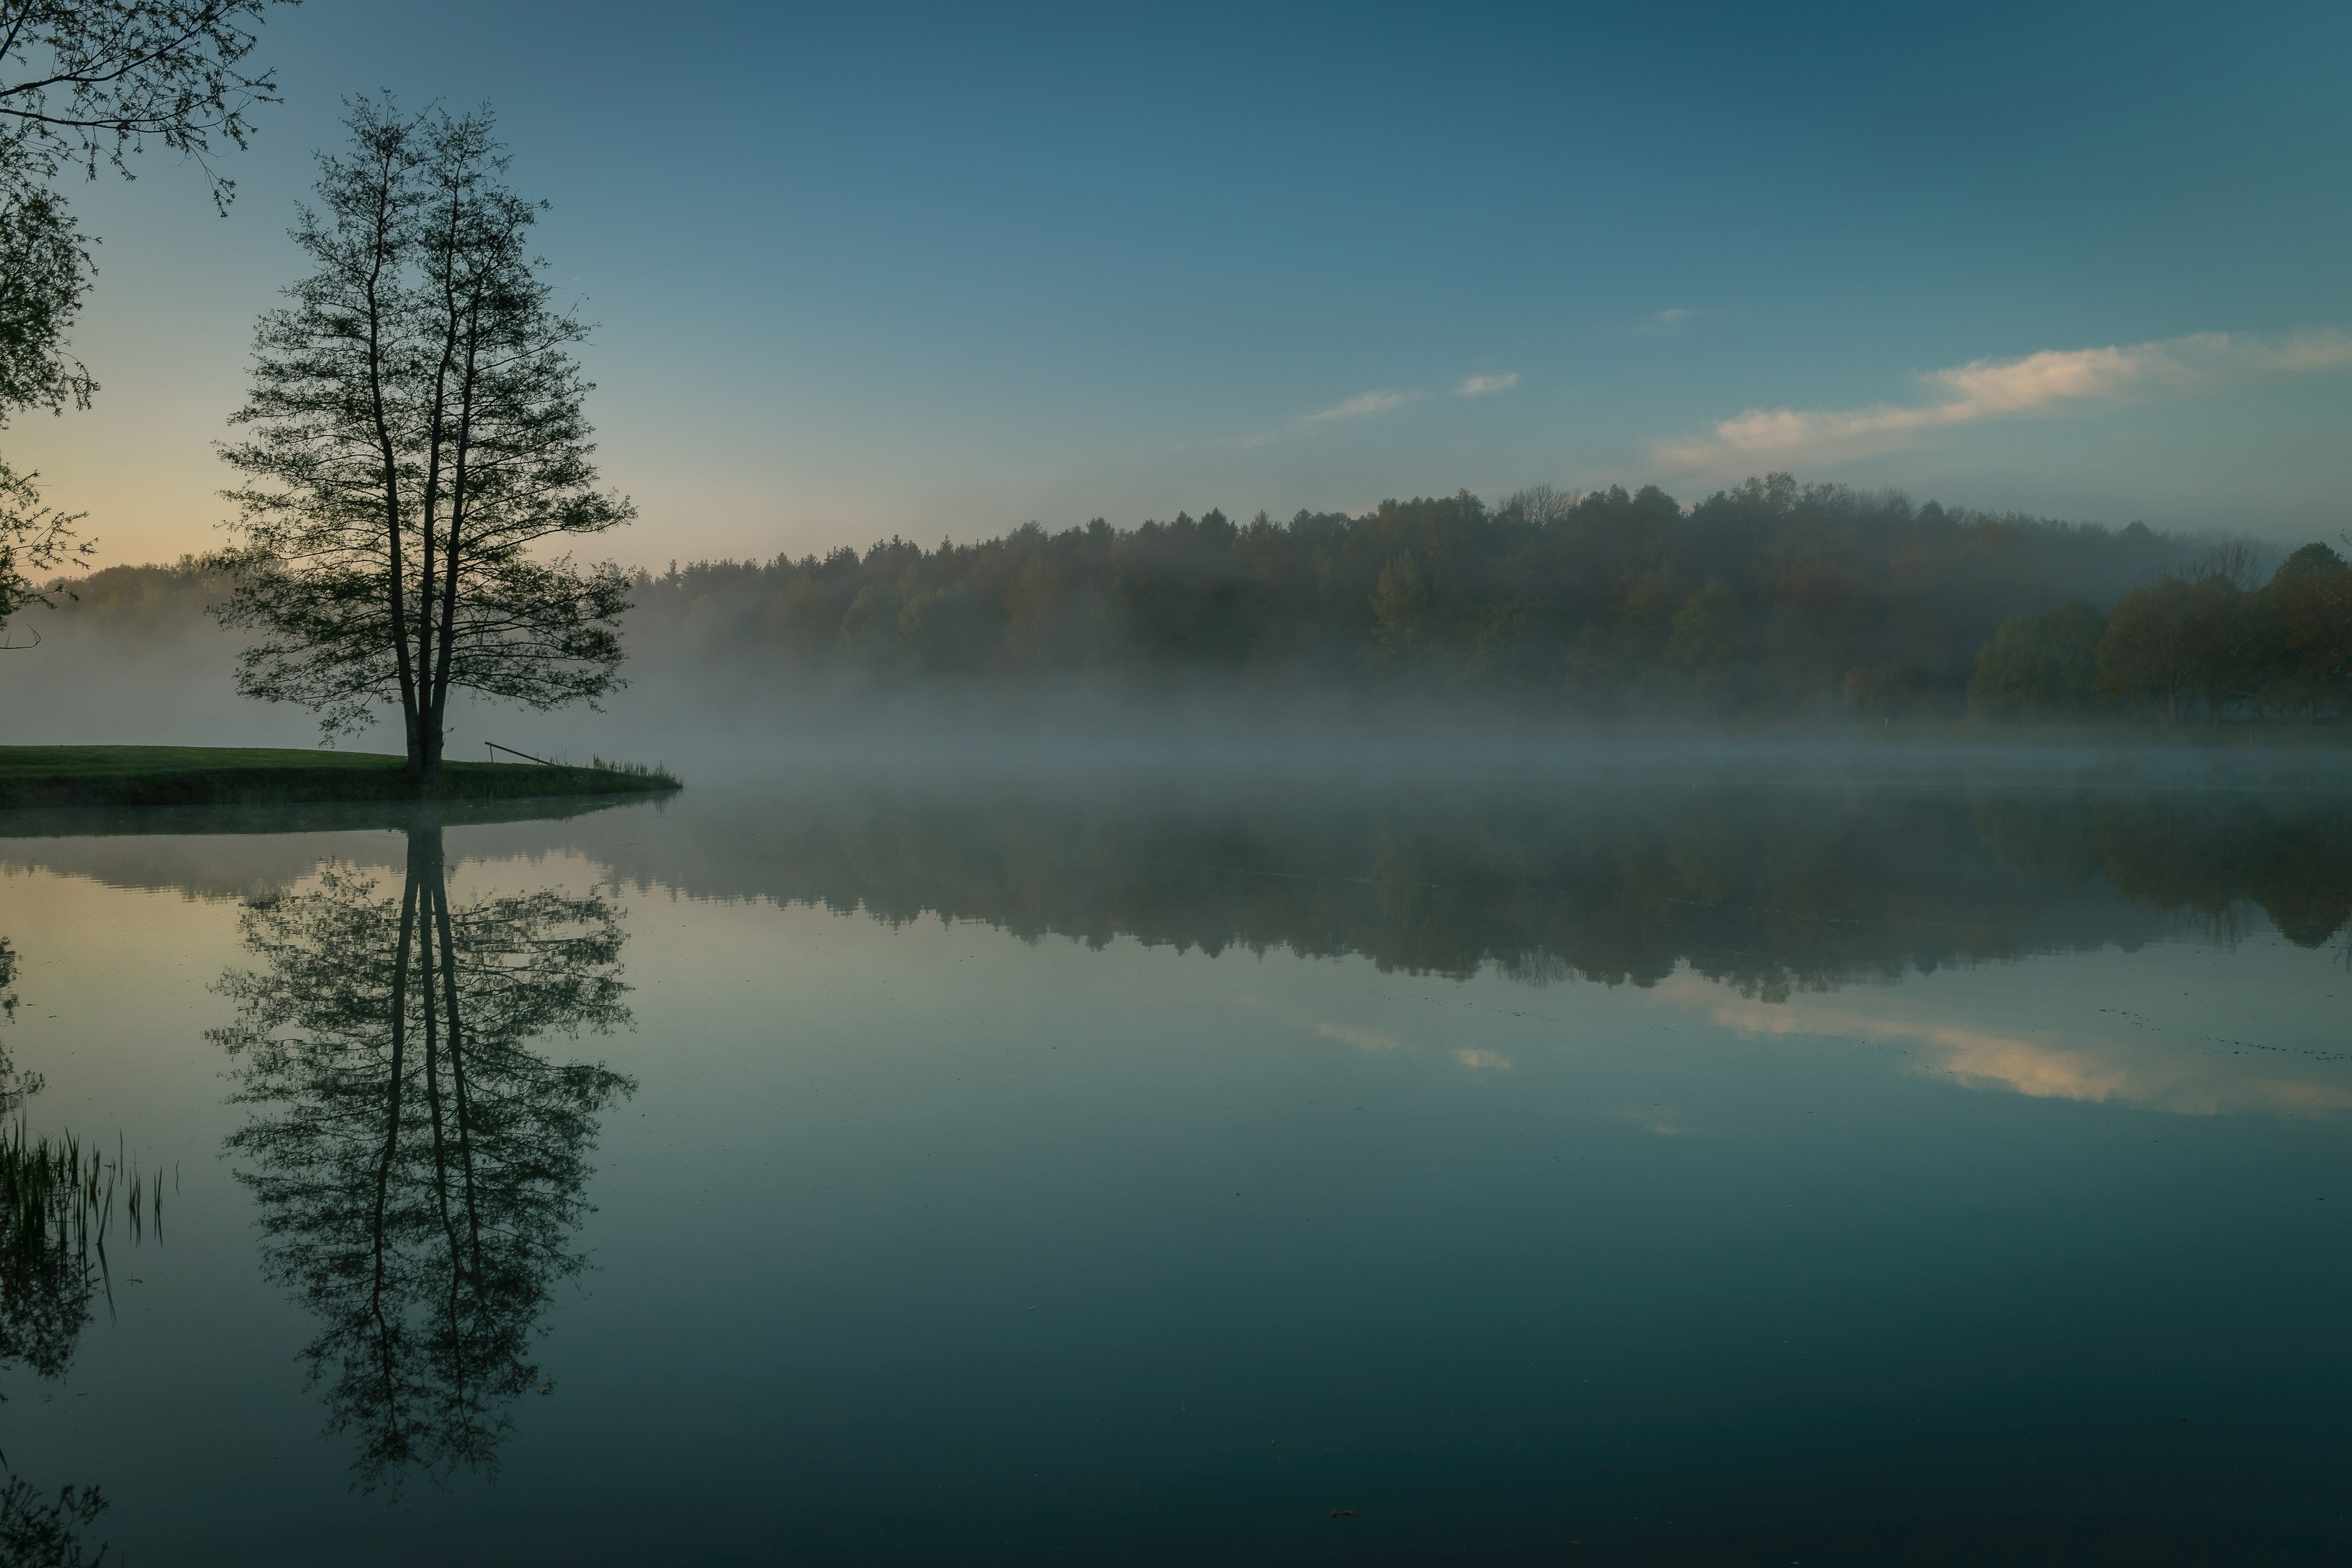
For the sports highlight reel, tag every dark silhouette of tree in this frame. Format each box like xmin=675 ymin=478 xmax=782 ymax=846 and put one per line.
xmin=0 ymin=0 xmax=295 ymax=639
xmin=212 ymin=817 xmax=633 ymax=1491
xmin=0 ymin=454 xmax=91 ymax=640
xmin=0 ymin=1 xmax=289 ymax=204
xmin=215 ymin=98 xmax=633 ymax=776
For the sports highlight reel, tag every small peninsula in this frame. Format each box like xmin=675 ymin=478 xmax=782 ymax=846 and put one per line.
xmin=0 ymin=746 xmax=679 ymax=811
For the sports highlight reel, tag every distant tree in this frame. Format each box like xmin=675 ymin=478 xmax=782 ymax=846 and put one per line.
xmin=1840 ymin=662 xmax=1904 ymax=721
xmin=2044 ymin=597 xmax=2106 ymax=707
xmin=0 ymin=0 xmax=295 ymax=638
xmin=1763 ymin=561 xmax=1863 ymax=698
xmin=1664 ymin=579 xmax=1743 ymax=703
xmin=215 ymin=99 xmax=633 ymax=776
xmin=2262 ymin=543 xmax=2352 ymax=719
xmin=1968 ymin=597 xmax=2105 ymax=718
xmin=1369 ymin=553 xmax=1430 ymax=658
xmin=1968 ymin=614 xmax=2056 ymax=717
xmin=1500 ymin=483 xmax=1577 ymax=527
xmin=2179 ymin=572 xmax=2254 ymax=726
xmin=2096 ymin=576 xmax=2202 ymax=723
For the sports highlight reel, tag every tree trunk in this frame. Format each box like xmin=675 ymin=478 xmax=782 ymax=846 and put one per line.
xmin=421 ymin=698 xmax=446 ymax=781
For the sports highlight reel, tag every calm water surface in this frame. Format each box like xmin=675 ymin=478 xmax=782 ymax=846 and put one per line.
xmin=2 ymin=766 xmax=2349 ymax=1565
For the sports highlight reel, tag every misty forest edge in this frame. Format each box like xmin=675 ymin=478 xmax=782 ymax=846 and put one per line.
xmin=6 ymin=80 xmax=2351 ymax=804
xmin=21 ymin=473 xmax=2352 ymax=735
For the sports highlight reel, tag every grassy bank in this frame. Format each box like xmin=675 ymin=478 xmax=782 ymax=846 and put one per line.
xmin=0 ymin=746 xmax=680 ymax=811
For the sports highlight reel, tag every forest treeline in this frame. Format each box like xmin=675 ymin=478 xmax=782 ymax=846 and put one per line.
xmin=628 ymin=474 xmax=2218 ymax=717
xmin=22 ymin=471 xmax=2352 ymax=722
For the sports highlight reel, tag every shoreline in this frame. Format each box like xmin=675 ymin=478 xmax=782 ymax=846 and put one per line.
xmin=0 ymin=746 xmax=680 ymax=811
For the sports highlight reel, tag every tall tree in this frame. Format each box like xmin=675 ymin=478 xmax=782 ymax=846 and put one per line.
xmin=216 ymin=99 xmax=633 ymax=776
xmin=0 ymin=0 xmax=293 ymax=636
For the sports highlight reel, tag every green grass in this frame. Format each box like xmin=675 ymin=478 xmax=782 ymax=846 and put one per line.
xmin=0 ymin=745 xmax=680 ymax=811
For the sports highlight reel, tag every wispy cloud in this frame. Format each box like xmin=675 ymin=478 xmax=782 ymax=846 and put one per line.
xmin=1656 ymin=327 xmax=2352 ymax=470
xmin=1453 ymin=1048 xmax=1513 ymax=1071
xmin=1240 ymin=369 xmax=1519 ymax=447
xmin=1237 ymin=386 xmax=1420 ymax=447
xmin=1304 ymin=388 xmax=1413 ymax=424
xmin=1631 ymin=307 xmax=1705 ymax=336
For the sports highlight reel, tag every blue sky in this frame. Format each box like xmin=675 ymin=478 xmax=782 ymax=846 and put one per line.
xmin=14 ymin=1 xmax=2350 ymax=567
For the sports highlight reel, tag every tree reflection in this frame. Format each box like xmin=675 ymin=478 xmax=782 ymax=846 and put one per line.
xmin=1 ymin=939 xmax=131 ymax=1565
xmin=0 ymin=1201 xmax=94 ymax=1387
xmin=579 ymin=783 xmax=2352 ymax=999
xmin=212 ymin=820 xmax=633 ymax=1492
xmin=1 ymin=936 xmax=94 ymax=1389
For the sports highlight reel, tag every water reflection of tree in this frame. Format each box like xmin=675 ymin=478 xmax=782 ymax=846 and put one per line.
xmin=1974 ymin=793 xmax=2352 ymax=951
xmin=0 ymin=1479 xmax=112 ymax=1567
xmin=0 ymin=934 xmax=40 ymax=1114
xmin=1 ymin=936 xmax=90 ymax=1386
xmin=212 ymin=822 xmax=633 ymax=1492
xmin=1 ymin=939 xmax=120 ymax=1565
xmin=584 ymin=785 xmax=2352 ymax=999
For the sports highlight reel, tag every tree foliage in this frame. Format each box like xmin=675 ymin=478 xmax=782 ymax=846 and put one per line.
xmin=1968 ymin=598 xmax=2105 ymax=718
xmin=2261 ymin=543 xmax=2352 ymax=718
xmin=2089 ymin=546 xmax=2352 ymax=725
xmin=0 ymin=0 xmax=293 ymax=634
xmin=0 ymin=0 xmax=289 ymax=202
xmin=215 ymin=98 xmax=633 ymax=771
xmin=0 ymin=454 xmax=90 ymax=637
xmin=0 ymin=187 xmax=91 ymax=417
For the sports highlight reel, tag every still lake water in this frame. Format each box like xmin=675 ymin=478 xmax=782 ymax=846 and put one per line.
xmin=2 ymin=760 xmax=2350 ymax=1565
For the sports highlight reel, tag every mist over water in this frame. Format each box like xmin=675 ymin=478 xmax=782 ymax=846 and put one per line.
xmin=4 ymin=473 xmax=2320 ymax=765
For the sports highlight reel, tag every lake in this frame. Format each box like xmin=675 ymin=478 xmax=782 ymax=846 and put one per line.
xmin=3 ymin=757 xmax=2349 ymax=1564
